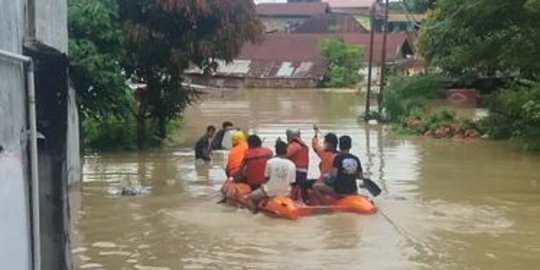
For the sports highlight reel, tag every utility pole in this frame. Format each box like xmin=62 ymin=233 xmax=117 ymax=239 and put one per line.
xmin=364 ymin=1 xmax=377 ymax=118
xmin=378 ymin=0 xmax=390 ymax=113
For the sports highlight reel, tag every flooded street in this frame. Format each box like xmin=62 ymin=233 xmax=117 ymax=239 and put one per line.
xmin=72 ymin=89 xmax=540 ymax=270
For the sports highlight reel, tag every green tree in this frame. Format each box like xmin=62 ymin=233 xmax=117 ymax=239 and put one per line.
xmin=318 ymin=38 xmax=364 ymax=88
xmin=117 ymin=0 xmax=263 ymax=147
xmin=68 ymin=0 xmax=129 ymax=119
xmin=419 ymin=0 xmax=540 ymax=79
xmin=389 ymin=0 xmax=437 ymax=13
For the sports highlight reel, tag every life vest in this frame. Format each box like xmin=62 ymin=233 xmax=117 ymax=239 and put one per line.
xmin=227 ymin=141 xmax=248 ymax=177
xmin=287 ymin=138 xmax=309 ymax=170
xmin=243 ymin=147 xmax=273 ymax=186
xmin=318 ymin=150 xmax=337 ymax=180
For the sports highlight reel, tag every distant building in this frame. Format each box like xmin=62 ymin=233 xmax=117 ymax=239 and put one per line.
xmin=256 ymin=2 xmax=330 ymax=32
xmin=187 ymin=33 xmax=414 ymax=88
xmin=322 ymin=0 xmax=376 ymax=15
xmin=293 ymin=13 xmax=369 ymax=33
xmin=389 ymin=12 xmax=426 ymax=30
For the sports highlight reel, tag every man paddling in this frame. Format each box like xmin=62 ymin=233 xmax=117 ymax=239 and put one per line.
xmin=313 ymin=135 xmax=363 ymax=204
xmin=246 ymin=141 xmax=296 ymax=212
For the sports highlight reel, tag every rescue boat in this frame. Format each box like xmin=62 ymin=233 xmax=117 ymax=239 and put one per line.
xmin=220 ymin=180 xmax=377 ymax=220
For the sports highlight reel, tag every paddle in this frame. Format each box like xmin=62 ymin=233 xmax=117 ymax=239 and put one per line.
xmin=359 ymin=178 xmax=382 ymax=197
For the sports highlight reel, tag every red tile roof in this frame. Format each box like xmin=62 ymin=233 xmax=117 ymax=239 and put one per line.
xmin=324 ymin=0 xmax=375 ymax=9
xmin=238 ymin=33 xmax=412 ymax=64
xmin=256 ymin=2 xmax=330 ymax=17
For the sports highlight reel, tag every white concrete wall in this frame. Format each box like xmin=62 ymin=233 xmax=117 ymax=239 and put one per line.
xmin=67 ymin=86 xmax=81 ymax=185
xmin=33 ymin=0 xmax=80 ymax=184
xmin=35 ymin=0 xmax=69 ymax=53
xmin=0 ymin=0 xmax=33 ymax=269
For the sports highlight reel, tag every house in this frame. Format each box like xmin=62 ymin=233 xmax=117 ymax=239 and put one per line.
xmin=323 ymin=0 xmax=376 ymax=15
xmin=186 ymin=32 xmax=414 ymax=88
xmin=372 ymin=11 xmax=427 ymax=32
xmin=256 ymin=2 xmax=330 ymax=32
xmin=293 ymin=13 xmax=369 ymax=33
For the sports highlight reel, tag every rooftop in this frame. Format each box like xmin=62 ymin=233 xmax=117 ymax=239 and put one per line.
xmin=293 ymin=13 xmax=369 ymax=33
xmin=238 ymin=32 xmax=413 ymax=64
xmin=256 ymin=2 xmax=330 ymax=17
xmin=323 ymin=0 xmax=376 ymax=9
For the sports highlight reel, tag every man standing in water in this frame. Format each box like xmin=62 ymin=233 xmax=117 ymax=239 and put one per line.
xmin=194 ymin=125 xmax=216 ymax=162
xmin=211 ymin=121 xmax=235 ymax=150
xmin=246 ymin=141 xmax=296 ymax=212
xmin=313 ymin=135 xmax=363 ymax=204
xmin=284 ymin=129 xmax=309 ymax=201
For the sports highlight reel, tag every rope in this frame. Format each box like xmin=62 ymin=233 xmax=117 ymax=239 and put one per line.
xmin=378 ymin=206 xmax=435 ymax=256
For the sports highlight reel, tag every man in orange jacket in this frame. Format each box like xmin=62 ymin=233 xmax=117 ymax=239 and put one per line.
xmin=312 ymin=124 xmax=338 ymax=181
xmin=226 ymin=131 xmax=248 ymax=178
xmin=286 ymin=129 xmax=309 ymax=185
xmin=284 ymin=129 xmax=310 ymax=201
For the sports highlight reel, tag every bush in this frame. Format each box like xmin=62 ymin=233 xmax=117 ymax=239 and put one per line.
xmin=484 ymin=82 xmax=540 ymax=152
xmin=382 ymin=74 xmax=446 ymax=122
xmin=82 ymin=115 xmax=182 ymax=151
xmin=396 ymin=109 xmax=483 ymax=139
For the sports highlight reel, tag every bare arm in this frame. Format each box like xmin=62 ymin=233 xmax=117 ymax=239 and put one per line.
xmin=311 ymin=134 xmax=324 ymax=157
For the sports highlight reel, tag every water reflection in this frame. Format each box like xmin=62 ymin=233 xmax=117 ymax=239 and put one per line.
xmin=72 ymin=89 xmax=540 ymax=270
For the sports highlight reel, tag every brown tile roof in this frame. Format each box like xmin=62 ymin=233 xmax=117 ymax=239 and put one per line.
xmin=324 ymin=0 xmax=375 ymax=9
xmin=256 ymin=2 xmax=330 ymax=17
xmin=238 ymin=32 xmax=412 ymax=64
xmin=293 ymin=13 xmax=369 ymax=33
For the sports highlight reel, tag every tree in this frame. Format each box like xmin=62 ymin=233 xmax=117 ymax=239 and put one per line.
xmin=319 ymin=38 xmax=364 ymax=88
xmin=68 ymin=0 xmax=130 ymax=120
xmin=117 ymin=0 xmax=263 ymax=148
xmin=418 ymin=0 xmax=540 ymax=79
xmin=389 ymin=0 xmax=437 ymax=13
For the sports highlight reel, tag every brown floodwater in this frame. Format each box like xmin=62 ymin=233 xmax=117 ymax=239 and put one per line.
xmin=71 ymin=89 xmax=540 ymax=270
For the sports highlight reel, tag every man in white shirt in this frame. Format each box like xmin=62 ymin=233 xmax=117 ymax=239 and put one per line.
xmin=246 ymin=141 xmax=296 ymax=212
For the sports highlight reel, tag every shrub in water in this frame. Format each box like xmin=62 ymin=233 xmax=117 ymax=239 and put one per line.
xmin=383 ymin=74 xmax=446 ymax=122
xmin=484 ymin=82 xmax=540 ymax=152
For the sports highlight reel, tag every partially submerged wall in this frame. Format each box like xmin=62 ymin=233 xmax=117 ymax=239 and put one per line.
xmin=0 ymin=0 xmax=32 ymax=269
xmin=29 ymin=0 xmax=75 ymax=268
xmin=1 ymin=0 xmax=77 ymax=269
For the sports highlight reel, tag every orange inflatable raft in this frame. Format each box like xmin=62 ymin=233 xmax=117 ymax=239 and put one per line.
xmin=220 ymin=181 xmax=377 ymax=220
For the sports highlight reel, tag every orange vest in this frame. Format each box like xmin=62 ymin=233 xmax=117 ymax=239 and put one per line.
xmin=244 ymin=147 xmax=273 ymax=186
xmin=287 ymin=138 xmax=309 ymax=170
xmin=227 ymin=141 xmax=248 ymax=177
xmin=312 ymin=136 xmax=337 ymax=180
